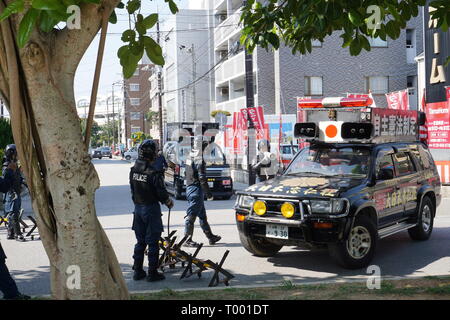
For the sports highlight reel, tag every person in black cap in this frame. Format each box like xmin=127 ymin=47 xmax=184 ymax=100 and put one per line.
xmin=0 ymin=161 xmax=30 ymax=300
xmin=130 ymin=140 xmax=174 ymax=282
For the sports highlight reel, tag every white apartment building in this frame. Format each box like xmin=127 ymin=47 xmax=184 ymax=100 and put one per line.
xmin=160 ymin=9 xmax=215 ymax=123
xmin=76 ymin=95 xmax=123 ymax=127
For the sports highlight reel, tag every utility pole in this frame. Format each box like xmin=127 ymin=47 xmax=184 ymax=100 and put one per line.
xmin=112 ymin=84 xmax=116 ymax=147
xmin=157 ymin=20 xmax=164 ymax=145
xmin=245 ymin=48 xmax=256 ymax=185
xmin=190 ymin=43 xmax=197 ymax=121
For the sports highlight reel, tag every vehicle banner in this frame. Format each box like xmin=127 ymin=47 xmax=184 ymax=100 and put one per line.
xmin=425 ymin=101 xmax=450 ymax=149
xmin=372 ymin=108 xmax=418 ymax=139
xmin=386 ymin=89 xmax=409 ymax=110
xmin=447 ymin=86 xmax=450 ymax=105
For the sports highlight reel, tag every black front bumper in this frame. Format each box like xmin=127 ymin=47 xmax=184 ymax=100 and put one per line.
xmin=236 ymin=212 xmax=350 ymax=244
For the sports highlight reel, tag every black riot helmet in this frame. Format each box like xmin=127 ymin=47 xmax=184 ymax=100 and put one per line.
xmin=257 ymin=139 xmax=270 ymax=153
xmin=5 ymin=144 xmax=17 ymax=161
xmin=138 ymin=140 xmax=158 ymax=161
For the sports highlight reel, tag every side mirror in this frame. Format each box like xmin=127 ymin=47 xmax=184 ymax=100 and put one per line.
xmin=378 ymin=167 xmax=394 ymax=180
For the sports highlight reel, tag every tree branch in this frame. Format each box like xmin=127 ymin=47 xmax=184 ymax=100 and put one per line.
xmin=55 ymin=0 xmax=120 ymax=75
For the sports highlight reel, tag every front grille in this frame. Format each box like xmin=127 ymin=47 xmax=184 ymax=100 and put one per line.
xmin=206 ymin=171 xmax=222 ymax=177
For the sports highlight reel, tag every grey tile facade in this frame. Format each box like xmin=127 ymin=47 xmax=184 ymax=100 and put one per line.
xmin=256 ymin=14 xmax=423 ymax=114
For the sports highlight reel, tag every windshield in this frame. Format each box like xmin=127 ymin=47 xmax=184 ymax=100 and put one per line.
xmin=284 ymin=146 xmax=371 ymax=177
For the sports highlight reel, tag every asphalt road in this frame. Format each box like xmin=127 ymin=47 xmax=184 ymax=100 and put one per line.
xmin=1 ymin=158 xmax=450 ymax=297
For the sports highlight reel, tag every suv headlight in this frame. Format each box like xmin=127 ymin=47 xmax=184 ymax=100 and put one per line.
xmin=238 ymin=195 xmax=254 ymax=209
xmin=309 ymin=199 xmax=347 ymax=214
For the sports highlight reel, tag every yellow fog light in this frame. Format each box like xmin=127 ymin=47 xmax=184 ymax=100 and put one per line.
xmin=281 ymin=202 xmax=295 ymax=219
xmin=253 ymin=200 xmax=267 ymax=216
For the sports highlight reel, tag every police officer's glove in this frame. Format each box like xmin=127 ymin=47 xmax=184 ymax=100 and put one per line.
xmin=165 ymin=198 xmax=174 ymax=209
xmin=7 ymin=162 xmax=17 ymax=171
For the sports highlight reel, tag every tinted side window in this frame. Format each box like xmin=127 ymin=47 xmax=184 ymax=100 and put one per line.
xmin=409 ymin=145 xmax=424 ymax=170
xmin=418 ymin=144 xmax=432 ymax=169
xmin=375 ymin=152 xmax=394 ymax=180
xmin=393 ymin=152 xmax=415 ymax=176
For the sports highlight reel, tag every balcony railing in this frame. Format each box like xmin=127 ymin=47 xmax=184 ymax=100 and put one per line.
xmin=216 ymin=51 xmax=245 ymax=84
xmin=214 ymin=10 xmax=242 ymax=48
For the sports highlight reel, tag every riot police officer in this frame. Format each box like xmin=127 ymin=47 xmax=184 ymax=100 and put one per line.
xmin=130 ymin=140 xmax=174 ymax=282
xmin=183 ymin=138 xmax=221 ymax=248
xmin=2 ymin=145 xmax=24 ymax=241
xmin=252 ymin=139 xmax=277 ymax=182
xmin=0 ymin=162 xmax=30 ymax=299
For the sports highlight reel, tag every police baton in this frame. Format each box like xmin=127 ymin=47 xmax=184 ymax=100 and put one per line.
xmin=167 ymin=207 xmax=171 ymax=238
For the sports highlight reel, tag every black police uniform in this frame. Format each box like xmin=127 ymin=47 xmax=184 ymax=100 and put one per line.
xmin=2 ymin=161 xmax=23 ymax=240
xmin=0 ymin=169 xmax=28 ymax=299
xmin=130 ymin=158 xmax=171 ymax=281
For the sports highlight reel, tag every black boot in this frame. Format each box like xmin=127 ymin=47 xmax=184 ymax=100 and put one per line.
xmin=146 ymin=269 xmax=165 ymax=282
xmin=205 ymin=232 xmax=221 ymax=245
xmin=184 ymin=237 xmax=201 ymax=248
xmin=132 ymin=261 xmax=146 ymax=281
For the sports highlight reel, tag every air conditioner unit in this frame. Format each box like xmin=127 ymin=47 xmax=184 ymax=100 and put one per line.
xmin=220 ymin=50 xmax=227 ymax=59
xmin=219 ymin=14 xmax=227 ymax=22
xmin=220 ymin=88 xmax=229 ymax=95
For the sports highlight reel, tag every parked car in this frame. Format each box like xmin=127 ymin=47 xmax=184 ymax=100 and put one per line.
xmin=124 ymin=146 xmax=138 ymax=161
xmin=100 ymin=147 xmax=113 ymax=158
xmin=91 ymin=148 xmax=103 ymax=159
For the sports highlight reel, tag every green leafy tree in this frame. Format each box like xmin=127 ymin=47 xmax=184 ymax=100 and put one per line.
xmin=240 ymin=0 xmax=449 ymax=62
xmin=0 ymin=0 xmax=177 ymax=299
xmin=0 ymin=117 xmax=14 ymax=149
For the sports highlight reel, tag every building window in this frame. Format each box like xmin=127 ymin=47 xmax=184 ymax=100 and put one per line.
xmin=130 ymin=112 xmax=141 ymax=120
xmin=305 ymin=76 xmax=323 ymax=96
xmin=130 ymin=98 xmax=140 ymax=106
xmin=129 ymin=83 xmax=140 ymax=92
xmin=133 ymin=69 xmax=139 ymax=76
xmin=366 ymin=76 xmax=388 ymax=94
xmin=131 ymin=126 xmax=141 ymax=133
xmin=368 ymin=37 xmax=388 ymax=47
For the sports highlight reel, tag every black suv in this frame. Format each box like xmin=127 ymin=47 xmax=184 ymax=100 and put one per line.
xmin=235 ymin=141 xmax=441 ymax=269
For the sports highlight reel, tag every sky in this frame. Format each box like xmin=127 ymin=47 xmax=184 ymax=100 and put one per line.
xmin=74 ymin=0 xmax=193 ymax=104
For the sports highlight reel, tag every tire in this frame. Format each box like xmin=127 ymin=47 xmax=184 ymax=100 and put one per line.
xmin=328 ymin=215 xmax=377 ymax=269
xmin=109 ymin=155 xmax=112 ymax=159
xmin=125 ymin=155 xmax=131 ymax=161
xmin=408 ymin=196 xmax=434 ymax=241
xmin=239 ymin=232 xmax=283 ymax=257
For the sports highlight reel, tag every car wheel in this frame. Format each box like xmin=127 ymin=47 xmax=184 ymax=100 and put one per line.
xmin=239 ymin=232 xmax=283 ymax=257
xmin=328 ymin=215 xmax=377 ymax=269
xmin=125 ymin=155 xmax=131 ymax=161
xmin=109 ymin=155 xmax=112 ymax=159
xmin=408 ymin=196 xmax=434 ymax=241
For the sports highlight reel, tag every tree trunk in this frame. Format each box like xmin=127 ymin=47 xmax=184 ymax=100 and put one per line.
xmin=0 ymin=1 xmax=129 ymax=299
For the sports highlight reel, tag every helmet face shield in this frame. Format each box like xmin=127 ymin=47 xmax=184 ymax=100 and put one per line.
xmin=138 ymin=140 xmax=157 ymax=161
xmin=257 ymin=139 xmax=270 ymax=153
xmin=5 ymin=144 xmax=17 ymax=161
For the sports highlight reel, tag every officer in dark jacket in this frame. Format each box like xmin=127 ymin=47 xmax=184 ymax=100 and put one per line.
xmin=2 ymin=145 xmax=24 ymax=241
xmin=130 ymin=140 xmax=174 ymax=282
xmin=0 ymin=162 xmax=30 ymax=300
xmin=183 ymin=137 xmax=221 ymax=247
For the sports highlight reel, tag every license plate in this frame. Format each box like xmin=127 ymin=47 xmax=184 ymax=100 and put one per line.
xmin=266 ymin=224 xmax=288 ymax=239
xmin=208 ymin=182 xmax=214 ymax=188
